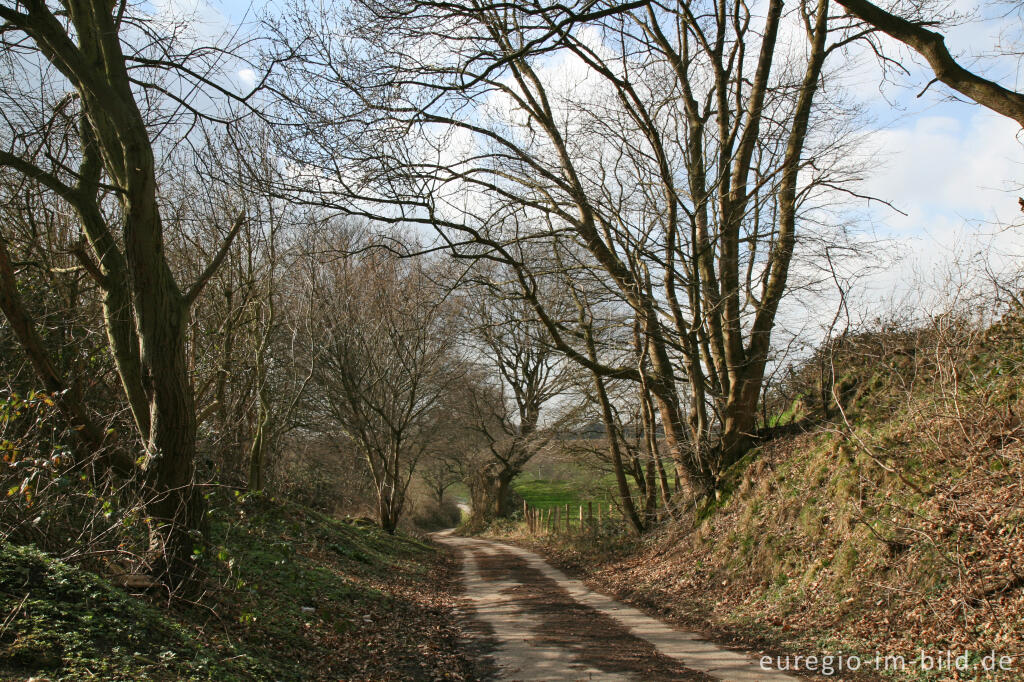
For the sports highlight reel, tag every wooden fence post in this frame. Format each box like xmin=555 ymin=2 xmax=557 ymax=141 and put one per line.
xmin=587 ymin=501 xmax=593 ymax=533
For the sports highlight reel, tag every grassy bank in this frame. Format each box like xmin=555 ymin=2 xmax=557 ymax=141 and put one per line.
xmin=1 ymin=493 xmax=484 ymax=681
xmin=493 ymin=316 xmax=1024 ymax=680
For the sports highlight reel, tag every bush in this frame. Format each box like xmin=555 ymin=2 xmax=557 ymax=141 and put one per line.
xmin=409 ymin=498 xmax=461 ymax=531
xmin=1 ymin=391 xmax=151 ymax=574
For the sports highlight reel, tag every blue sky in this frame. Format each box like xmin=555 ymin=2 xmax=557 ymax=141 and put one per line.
xmin=833 ymin=3 xmax=1024 ymax=317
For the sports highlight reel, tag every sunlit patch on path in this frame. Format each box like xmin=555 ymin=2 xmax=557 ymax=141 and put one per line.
xmin=434 ymin=532 xmax=801 ymax=681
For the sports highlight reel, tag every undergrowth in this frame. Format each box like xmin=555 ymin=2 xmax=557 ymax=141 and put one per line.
xmin=1 ymin=492 xmax=477 ymax=681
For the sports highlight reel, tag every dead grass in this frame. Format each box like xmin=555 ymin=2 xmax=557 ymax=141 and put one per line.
xmin=511 ymin=313 xmax=1024 ymax=681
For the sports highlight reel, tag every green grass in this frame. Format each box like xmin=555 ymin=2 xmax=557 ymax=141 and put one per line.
xmin=763 ymin=397 xmax=805 ymax=428
xmin=0 ymin=543 xmax=271 ymax=681
xmin=0 ymin=492 xmax=444 ymax=681
xmin=513 ymin=472 xmax=620 ymax=509
xmin=511 ymin=471 xmax=646 ymax=530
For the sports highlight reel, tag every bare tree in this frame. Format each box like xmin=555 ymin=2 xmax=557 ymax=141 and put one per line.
xmin=418 ymin=448 xmax=464 ymax=508
xmin=300 ymin=229 xmax=465 ymax=532
xmin=181 ymin=125 xmax=314 ymax=493
xmin=273 ymin=0 xmax=866 ymax=499
xmin=460 ymin=277 xmax=575 ymax=521
xmin=0 ymin=0 xmax=261 ymax=586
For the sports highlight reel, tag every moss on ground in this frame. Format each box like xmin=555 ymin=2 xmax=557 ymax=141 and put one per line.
xmin=0 ymin=542 xmax=271 ymax=681
xmin=1 ymin=493 xmax=477 ymax=681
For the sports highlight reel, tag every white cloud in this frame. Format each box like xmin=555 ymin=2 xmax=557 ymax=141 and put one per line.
xmin=791 ymin=107 xmax=1024 ymax=338
xmin=778 ymin=104 xmax=1024 ymax=343
xmin=859 ymin=110 xmax=1024 ymax=234
xmin=804 ymin=0 xmax=1024 ymax=330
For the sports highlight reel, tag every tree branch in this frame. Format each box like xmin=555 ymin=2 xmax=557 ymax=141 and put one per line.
xmin=183 ymin=213 xmax=246 ymax=305
xmin=69 ymin=239 xmax=110 ymax=288
xmin=835 ymin=0 xmax=1024 ymax=126
xmin=0 ymin=233 xmax=133 ymax=474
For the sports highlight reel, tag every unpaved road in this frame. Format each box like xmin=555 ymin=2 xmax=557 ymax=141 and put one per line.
xmin=433 ymin=532 xmax=800 ymax=681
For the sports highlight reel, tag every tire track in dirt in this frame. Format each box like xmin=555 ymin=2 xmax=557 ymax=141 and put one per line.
xmin=474 ymin=546 xmax=709 ymax=680
xmin=434 ymin=532 xmax=802 ymax=681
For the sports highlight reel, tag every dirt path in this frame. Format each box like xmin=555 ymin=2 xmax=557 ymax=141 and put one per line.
xmin=433 ymin=532 xmax=801 ymax=681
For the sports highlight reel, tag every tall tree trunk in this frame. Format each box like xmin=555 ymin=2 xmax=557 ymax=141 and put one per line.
xmin=247 ymin=305 xmax=272 ymax=493
xmin=643 ymin=458 xmax=658 ymax=522
xmin=640 ymin=385 xmax=674 ymax=517
xmin=494 ymin=468 xmax=517 ymax=518
xmin=591 ymin=370 xmax=644 ymax=535
xmin=247 ymin=411 xmax=267 ymax=493
xmin=468 ymin=463 xmax=515 ymax=522
xmin=378 ymin=495 xmax=398 ymax=533
xmin=138 ymin=297 xmax=205 ymax=587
